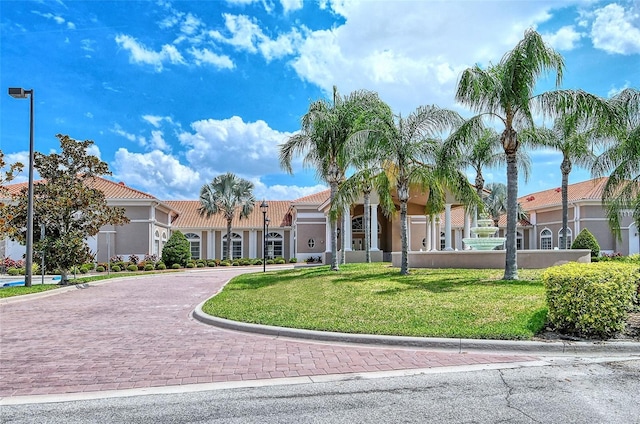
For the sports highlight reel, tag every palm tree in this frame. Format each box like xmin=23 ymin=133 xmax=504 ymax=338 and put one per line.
xmin=198 ymin=172 xmax=255 ymax=261
xmin=280 ymin=86 xmax=384 ymax=271
xmin=523 ymin=114 xmax=599 ymax=249
xmin=455 ymin=28 xmax=617 ymax=279
xmin=349 ymin=105 xmax=479 ymax=275
xmin=593 ymin=88 xmax=640 ymax=236
xmin=483 ymin=182 xmax=528 ymax=228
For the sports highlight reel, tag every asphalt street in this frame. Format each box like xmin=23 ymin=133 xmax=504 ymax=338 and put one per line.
xmin=2 ymin=358 xmax=639 ymax=423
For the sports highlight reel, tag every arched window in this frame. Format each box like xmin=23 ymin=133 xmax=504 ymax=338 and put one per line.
xmin=223 ymin=232 xmax=242 ymax=260
xmin=351 ymin=216 xmax=381 ymax=233
xmin=540 ymin=228 xmax=552 ymax=250
xmin=558 ymin=228 xmax=572 ymax=249
xmin=266 ymin=232 xmax=283 ymax=259
xmin=153 ymin=230 xmax=160 ymax=256
xmin=440 ymin=231 xmax=446 ymax=251
xmin=185 ymin=233 xmax=201 ymax=260
xmin=422 ymin=238 xmax=427 ymax=249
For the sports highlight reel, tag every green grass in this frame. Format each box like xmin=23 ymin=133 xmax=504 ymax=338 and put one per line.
xmin=203 ymin=263 xmax=548 ymax=340
xmin=0 ymin=283 xmax=61 ymax=298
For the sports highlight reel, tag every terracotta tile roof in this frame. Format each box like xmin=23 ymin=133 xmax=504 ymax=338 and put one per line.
xmin=434 ymin=206 xmax=531 ymax=229
xmin=292 ymin=189 xmax=330 ymax=205
xmin=166 ymin=200 xmax=293 ymax=229
xmin=3 ymin=176 xmax=158 ymax=200
xmin=518 ymin=177 xmax=608 ymax=210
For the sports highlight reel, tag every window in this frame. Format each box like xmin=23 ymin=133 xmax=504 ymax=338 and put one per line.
xmin=351 ymin=216 xmax=381 ymax=234
xmin=440 ymin=232 xmax=445 ymax=250
xmin=422 ymin=238 xmax=427 ymax=248
xmin=223 ymin=232 xmax=242 ymax=259
xmin=153 ymin=230 xmax=160 ymax=256
xmin=266 ymin=232 xmax=283 ymax=259
xmin=516 ymin=231 xmax=523 ymax=250
xmin=307 ymin=238 xmax=315 ymax=248
xmin=540 ymin=229 xmax=552 ymax=250
xmin=558 ymin=228 xmax=572 ymax=249
xmin=185 ymin=233 xmax=201 ymax=260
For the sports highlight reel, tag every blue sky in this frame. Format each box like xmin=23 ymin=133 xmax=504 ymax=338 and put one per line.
xmin=1 ymin=0 xmax=639 ymax=201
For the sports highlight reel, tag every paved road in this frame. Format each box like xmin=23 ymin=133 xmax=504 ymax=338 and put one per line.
xmin=3 ymin=359 xmax=639 ymax=423
xmin=0 ymin=268 xmax=537 ymax=401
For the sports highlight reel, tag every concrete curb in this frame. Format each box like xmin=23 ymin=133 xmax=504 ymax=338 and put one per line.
xmin=193 ymin=302 xmax=640 ymax=356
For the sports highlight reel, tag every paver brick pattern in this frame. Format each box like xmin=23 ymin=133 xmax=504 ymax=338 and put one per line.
xmin=0 ymin=269 xmax=537 ymax=397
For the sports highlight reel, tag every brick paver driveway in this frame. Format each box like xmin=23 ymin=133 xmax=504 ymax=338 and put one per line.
xmin=0 ymin=268 xmax=537 ymax=398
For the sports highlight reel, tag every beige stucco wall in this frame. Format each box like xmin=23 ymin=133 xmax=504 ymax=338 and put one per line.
xmin=125 ymin=206 xmax=150 ymax=220
xmin=296 ymin=223 xmax=326 ymax=254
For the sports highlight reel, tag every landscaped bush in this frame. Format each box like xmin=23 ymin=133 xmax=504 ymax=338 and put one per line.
xmin=156 ymin=263 xmax=166 ymax=270
xmin=111 ymin=265 xmax=121 ymax=272
xmin=275 ymin=258 xmax=286 ymax=264
xmin=197 ymin=262 xmax=205 ymax=267
xmin=571 ymin=228 xmax=600 ymax=257
xmin=543 ymin=262 xmax=639 ymax=338
xmin=96 ymin=265 xmax=105 ymax=272
xmin=144 ymin=254 xmax=158 ymax=264
xmin=171 ymin=263 xmax=181 ymax=269
xmin=186 ymin=262 xmax=195 ymax=268
xmin=7 ymin=267 xmax=20 ymax=276
xmin=110 ymin=255 xmax=123 ymax=263
xmin=207 ymin=260 xmax=217 ymax=267
xmin=161 ymin=231 xmax=191 ymax=267
xmin=220 ymin=260 xmax=230 ymax=266
xmin=240 ymin=259 xmax=251 ymax=266
xmin=144 ymin=264 xmax=154 ymax=271
xmin=266 ymin=259 xmax=275 ymax=265
xmin=126 ymin=264 xmax=138 ymax=272
xmin=253 ymin=259 xmax=263 ymax=265
xmin=128 ymin=254 xmax=139 ymax=265
xmin=289 ymin=257 xmax=297 ymax=263
xmin=232 ymin=260 xmax=240 ymax=266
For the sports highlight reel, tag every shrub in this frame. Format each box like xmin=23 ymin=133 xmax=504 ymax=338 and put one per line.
xmin=161 ymin=231 xmax=191 ymax=267
xmin=232 ymin=260 xmax=240 ymax=266
xmin=7 ymin=267 xmax=20 ymax=276
xmin=571 ymin=229 xmax=600 ymax=257
xmin=543 ymin=262 xmax=639 ymax=338
xmin=197 ymin=262 xmax=205 ymax=267
xmin=110 ymin=255 xmax=123 ymax=263
xmin=253 ymin=259 xmax=263 ymax=265
xmin=186 ymin=262 xmax=195 ymax=268
xmin=220 ymin=260 xmax=230 ymax=267
xmin=128 ymin=254 xmax=139 ymax=265
xmin=275 ymin=258 xmax=286 ymax=264
xmin=144 ymin=264 xmax=154 ymax=271
xmin=289 ymin=257 xmax=297 ymax=263
xmin=95 ymin=265 xmax=105 ymax=272
xmin=171 ymin=263 xmax=181 ymax=269
xmin=207 ymin=260 xmax=217 ymax=267
xmin=144 ymin=254 xmax=158 ymax=264
xmin=266 ymin=259 xmax=275 ymax=265
xmin=127 ymin=264 xmax=138 ymax=272
xmin=156 ymin=263 xmax=166 ymax=270
xmin=240 ymin=259 xmax=251 ymax=266
xmin=111 ymin=265 xmax=121 ymax=272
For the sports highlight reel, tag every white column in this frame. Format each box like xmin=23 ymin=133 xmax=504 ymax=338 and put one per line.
xmin=425 ymin=215 xmax=431 ymax=251
xmin=325 ymin=216 xmax=331 ymax=253
xmin=249 ymin=230 xmax=257 ymax=258
xmin=444 ymin=204 xmax=453 ymax=251
xmin=289 ymin=230 xmax=295 ymax=259
xmin=574 ymin=204 xmax=580 ymax=236
xmin=209 ymin=229 xmax=216 ymax=259
xmin=431 ymin=215 xmax=437 ymax=251
xmin=463 ymin=209 xmax=471 ymax=250
xmin=344 ymin=206 xmax=352 ymax=251
xmin=370 ymin=204 xmax=379 ymax=251
xmin=472 ymin=206 xmax=478 ymax=237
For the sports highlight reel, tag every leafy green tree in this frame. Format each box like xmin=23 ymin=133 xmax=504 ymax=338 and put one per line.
xmin=348 ymin=105 xmax=479 ymax=275
xmin=0 ymin=151 xmax=23 ymax=238
xmin=198 ymin=172 xmax=255 ymax=261
xmin=593 ymin=88 xmax=640 ymax=237
xmin=454 ymin=28 xmax=618 ymax=280
xmin=280 ymin=86 xmax=384 ymax=271
xmin=161 ymin=230 xmax=191 ymax=267
xmin=483 ymin=182 xmax=528 ymax=228
xmin=1 ymin=134 xmax=129 ymax=285
xmin=571 ymin=228 xmax=600 ymax=258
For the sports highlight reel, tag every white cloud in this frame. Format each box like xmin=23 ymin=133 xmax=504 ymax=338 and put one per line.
xmin=289 ymin=1 xmax=566 ymax=115
xmin=111 ymin=124 xmax=139 ymax=143
xmin=210 ymin=14 xmax=261 ymax=53
xmin=142 ymin=115 xmax=164 ymax=128
xmin=81 ymin=39 xmax=95 ymax=52
xmin=178 ymin=116 xmax=294 ymax=180
xmin=86 ymin=144 xmax=101 ymax=159
xmin=149 ymin=130 xmax=170 ymax=151
xmin=115 ymin=34 xmax=186 ymax=71
xmin=66 ymin=21 xmax=76 ymax=30
xmin=607 ymin=81 xmax=631 ymax=98
xmin=85 ymin=112 xmax=94 ymax=119
xmin=543 ymin=25 xmax=583 ymax=50
xmin=180 ymin=13 xmax=202 ymax=35
xmin=280 ymin=0 xmax=302 ymax=14
xmin=189 ymin=47 xmax=235 ymax=69
xmin=591 ymin=3 xmax=640 ymax=55
xmin=259 ymin=182 xmax=328 ymax=200
xmin=112 ymin=148 xmax=202 ymax=199
xmin=32 ymin=11 xmax=65 ymax=25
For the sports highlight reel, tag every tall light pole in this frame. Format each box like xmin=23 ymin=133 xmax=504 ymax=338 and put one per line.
xmin=260 ymin=200 xmax=268 ymax=272
xmin=8 ymin=87 xmax=35 ymax=287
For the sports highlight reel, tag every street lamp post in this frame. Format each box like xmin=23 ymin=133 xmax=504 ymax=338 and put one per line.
xmin=8 ymin=87 xmax=35 ymax=287
xmin=260 ymin=200 xmax=268 ymax=272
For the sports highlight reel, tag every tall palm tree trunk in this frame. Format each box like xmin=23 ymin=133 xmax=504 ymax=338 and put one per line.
xmin=504 ymin=152 xmax=519 ymax=280
xmin=330 ymin=181 xmax=339 ymax=271
xmin=560 ymin=158 xmax=572 ymax=249
xmin=400 ymin=199 xmax=408 ymax=275
xmin=364 ymin=190 xmax=371 ymax=263
xmin=226 ymin=221 xmax=232 ymax=261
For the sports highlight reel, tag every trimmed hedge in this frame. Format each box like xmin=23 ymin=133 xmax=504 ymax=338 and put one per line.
xmin=543 ymin=262 xmax=639 ymax=338
xmin=571 ymin=228 xmax=600 ymax=257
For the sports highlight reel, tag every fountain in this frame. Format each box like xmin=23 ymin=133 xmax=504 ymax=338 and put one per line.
xmin=462 ymin=217 xmax=506 ymax=250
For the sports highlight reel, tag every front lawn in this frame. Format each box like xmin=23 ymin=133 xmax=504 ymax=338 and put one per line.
xmin=203 ymin=263 xmax=547 ymax=340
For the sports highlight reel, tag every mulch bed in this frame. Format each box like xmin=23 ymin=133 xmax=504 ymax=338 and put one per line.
xmin=534 ymin=311 xmax=640 ymax=342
